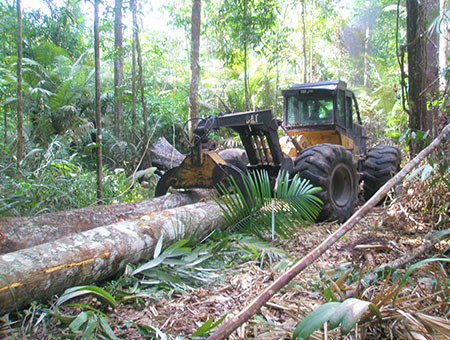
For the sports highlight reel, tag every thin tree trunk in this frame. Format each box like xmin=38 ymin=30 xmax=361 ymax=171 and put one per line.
xmin=0 ymin=199 xmax=226 ymax=314
xmin=407 ymin=0 xmax=426 ymax=155
xmin=244 ymin=0 xmax=249 ymax=111
xmin=114 ymin=0 xmax=124 ymax=140
xmin=189 ymin=0 xmax=201 ymax=136
xmin=439 ymin=0 xmax=449 ymax=91
xmin=16 ymin=0 xmax=23 ymax=164
xmin=301 ymin=0 xmax=307 ymax=83
xmin=136 ymin=18 xmax=151 ymax=166
xmin=94 ymin=0 xmax=103 ymax=202
xmin=275 ymin=59 xmax=279 ymax=115
xmin=207 ymin=124 xmax=450 ymax=340
xmin=363 ymin=23 xmax=370 ymax=87
xmin=424 ymin=0 xmax=440 ymax=137
xmin=3 ymin=105 xmax=7 ymax=144
xmin=0 ymin=190 xmax=211 ymax=255
xmin=131 ymin=0 xmax=137 ymax=146
xmin=309 ymin=15 xmax=313 ymax=82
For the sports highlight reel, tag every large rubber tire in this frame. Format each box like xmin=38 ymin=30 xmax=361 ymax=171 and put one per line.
xmin=363 ymin=145 xmax=401 ymax=201
xmin=293 ymin=144 xmax=357 ymax=223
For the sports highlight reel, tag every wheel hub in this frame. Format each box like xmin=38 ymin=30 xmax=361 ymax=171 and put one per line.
xmin=330 ymin=165 xmax=353 ymax=207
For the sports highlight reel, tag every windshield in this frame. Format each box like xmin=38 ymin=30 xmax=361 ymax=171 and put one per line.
xmin=286 ymin=95 xmax=334 ymax=125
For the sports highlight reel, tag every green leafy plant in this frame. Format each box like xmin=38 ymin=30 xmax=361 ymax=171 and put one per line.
xmin=234 ymin=234 xmax=290 ymax=268
xmin=299 ymin=256 xmax=450 ymax=339
xmin=293 ymin=298 xmax=374 ymax=339
xmin=131 ymin=236 xmax=217 ymax=291
xmin=48 ymin=285 xmax=118 ymax=340
xmin=136 ymin=323 xmax=185 ymax=339
xmin=214 ymin=170 xmax=322 ymax=239
xmin=192 ymin=315 xmax=227 ymax=337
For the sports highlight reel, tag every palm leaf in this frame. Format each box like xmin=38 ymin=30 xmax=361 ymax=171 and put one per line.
xmin=214 ymin=169 xmax=322 ymax=239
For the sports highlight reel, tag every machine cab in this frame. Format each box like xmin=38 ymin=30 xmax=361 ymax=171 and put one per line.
xmin=281 ymin=80 xmax=366 ymax=155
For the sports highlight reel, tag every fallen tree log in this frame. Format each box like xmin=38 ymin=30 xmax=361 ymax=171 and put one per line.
xmin=208 ymin=123 xmax=450 ymax=340
xmin=0 ymin=199 xmax=225 ymax=315
xmin=150 ymin=136 xmax=185 ymax=170
xmin=0 ymin=190 xmax=211 ymax=255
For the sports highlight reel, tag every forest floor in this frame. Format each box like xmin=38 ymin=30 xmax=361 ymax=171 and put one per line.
xmin=108 ymin=209 xmax=446 ymax=340
xmin=2 ymin=178 xmax=448 ymax=340
xmin=27 ymin=179 xmax=449 ymax=340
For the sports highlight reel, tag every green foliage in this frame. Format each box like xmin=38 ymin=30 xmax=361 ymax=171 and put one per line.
xmin=212 ymin=0 xmax=279 ymax=66
xmin=56 ymin=286 xmax=117 ymax=309
xmin=293 ymin=299 xmax=372 ymax=339
xmin=395 ymin=258 xmax=450 ymax=298
xmin=215 ymin=170 xmax=322 ymax=239
xmin=192 ymin=315 xmax=226 ymax=337
xmin=25 ymin=0 xmax=89 ymax=58
xmin=235 ymin=235 xmax=290 ymax=268
xmin=49 ymin=285 xmax=118 ymax=340
xmin=0 ymin=137 xmax=147 ymax=217
xmin=33 ymin=41 xmax=69 ymax=67
xmin=130 ymin=236 xmax=218 ymax=291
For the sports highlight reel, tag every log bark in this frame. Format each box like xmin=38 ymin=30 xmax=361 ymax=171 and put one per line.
xmin=150 ymin=136 xmax=185 ymax=170
xmin=0 ymin=199 xmax=225 ymax=315
xmin=0 ymin=191 xmax=211 ymax=255
xmin=208 ymin=123 xmax=450 ymax=340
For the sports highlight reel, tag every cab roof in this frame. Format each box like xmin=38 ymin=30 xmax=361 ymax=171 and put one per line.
xmin=283 ymin=80 xmax=348 ymax=93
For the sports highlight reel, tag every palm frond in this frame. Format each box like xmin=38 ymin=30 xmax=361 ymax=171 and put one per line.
xmin=214 ymin=169 xmax=322 ymax=239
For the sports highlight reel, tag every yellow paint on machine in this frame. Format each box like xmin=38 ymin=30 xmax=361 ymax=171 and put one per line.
xmin=173 ymin=152 xmax=226 ymax=189
xmin=287 ymin=129 xmax=359 ymax=153
xmin=289 ymin=129 xmax=341 ymax=146
xmin=44 ymin=250 xmax=111 ymax=274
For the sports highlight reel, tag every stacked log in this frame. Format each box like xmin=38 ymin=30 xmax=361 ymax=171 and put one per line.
xmin=0 ymin=199 xmax=225 ymax=314
xmin=0 ymin=190 xmax=211 ymax=254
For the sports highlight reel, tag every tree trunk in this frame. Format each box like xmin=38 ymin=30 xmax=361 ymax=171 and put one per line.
xmin=114 ymin=0 xmax=124 ymax=140
xmin=424 ymin=0 xmax=440 ymax=137
xmin=243 ymin=0 xmax=249 ymax=111
xmin=309 ymin=16 xmax=313 ymax=82
xmin=16 ymin=0 xmax=23 ymax=164
xmin=189 ymin=0 xmax=201 ymax=136
xmin=0 ymin=190 xmax=211 ymax=255
xmin=363 ymin=23 xmax=370 ymax=87
xmin=131 ymin=0 xmax=137 ymax=146
xmin=407 ymin=0 xmax=426 ymax=155
xmin=301 ymin=0 xmax=307 ymax=83
xmin=3 ymin=105 xmax=7 ymax=144
xmin=439 ymin=0 xmax=449 ymax=91
xmin=0 ymin=200 xmax=225 ymax=314
xmin=136 ymin=17 xmax=152 ymax=167
xmin=94 ymin=0 xmax=103 ymax=202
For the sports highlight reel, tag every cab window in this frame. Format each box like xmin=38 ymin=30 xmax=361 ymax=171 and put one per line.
xmin=346 ymin=96 xmax=353 ymax=129
xmin=286 ymin=95 xmax=333 ymax=125
xmin=337 ymin=91 xmax=345 ymax=127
